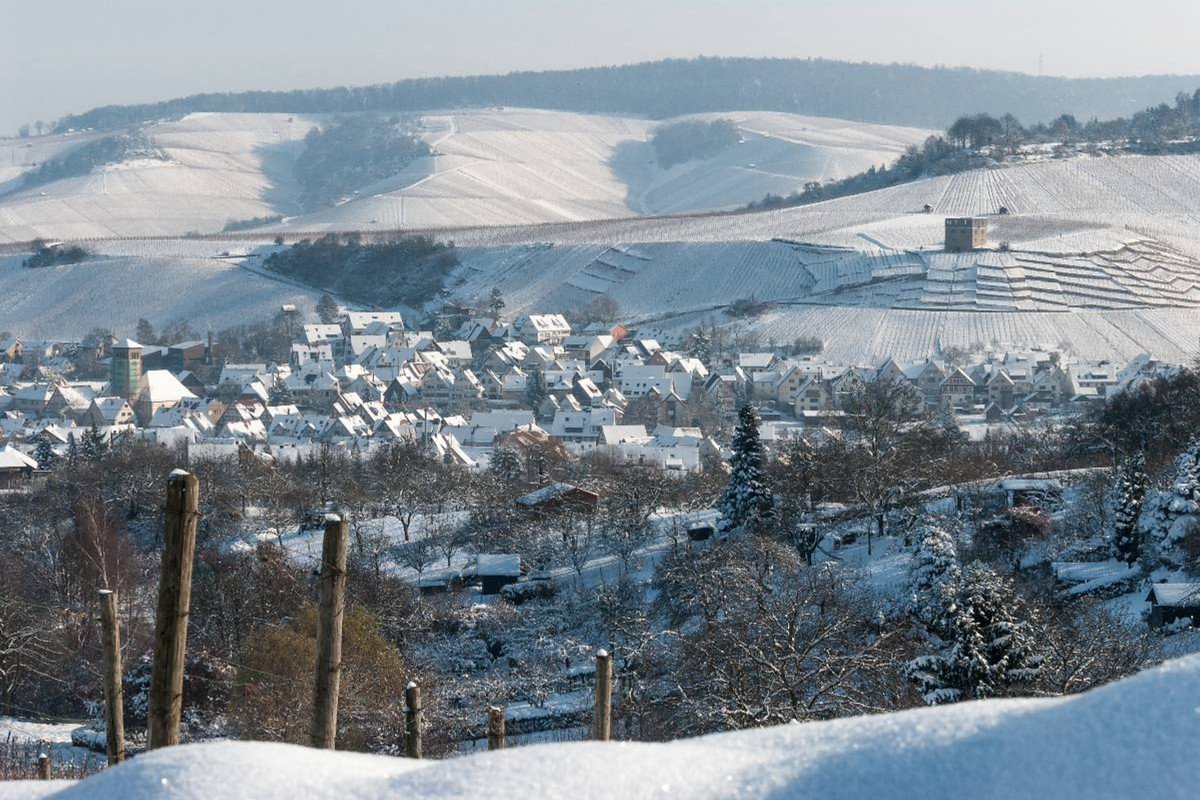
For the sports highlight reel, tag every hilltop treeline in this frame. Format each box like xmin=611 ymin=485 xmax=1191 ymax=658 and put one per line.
xmin=293 ymin=115 xmax=429 ymax=211
xmin=263 ymin=233 xmax=458 ymax=307
xmin=18 ymin=133 xmax=164 ymax=191
xmin=752 ymin=88 xmax=1200 ymax=210
xmin=47 ymin=57 xmax=1200 ymax=133
xmin=651 ymin=118 xmax=740 ymax=168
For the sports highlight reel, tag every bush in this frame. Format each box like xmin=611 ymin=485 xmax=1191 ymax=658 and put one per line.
xmin=500 ymin=579 xmax=558 ymax=605
xmin=230 ymin=603 xmax=407 ymax=752
xmin=727 ymin=296 xmax=775 ymax=319
xmin=24 ymin=240 xmax=92 ymax=268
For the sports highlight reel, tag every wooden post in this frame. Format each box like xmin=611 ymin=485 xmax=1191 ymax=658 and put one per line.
xmin=487 ymin=706 xmax=505 ymax=750
xmin=37 ymin=753 xmax=50 ymax=780
xmin=592 ymin=649 xmax=612 ymax=741
xmin=147 ymin=471 xmax=199 ymax=750
xmin=405 ymin=682 xmax=423 ymax=759
xmin=311 ymin=516 xmax=348 ymax=750
xmin=99 ymin=589 xmax=125 ymax=765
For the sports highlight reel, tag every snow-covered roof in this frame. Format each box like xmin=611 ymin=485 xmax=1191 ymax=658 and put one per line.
xmin=138 ymin=370 xmax=197 ymax=404
xmin=0 ymin=445 xmax=37 ymax=471
xmin=476 ymin=554 xmax=521 ymax=577
xmin=1147 ymin=583 xmax=1200 ymax=607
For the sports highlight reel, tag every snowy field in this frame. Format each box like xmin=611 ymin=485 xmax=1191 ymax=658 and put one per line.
xmin=2 ymin=653 xmax=1198 ymax=799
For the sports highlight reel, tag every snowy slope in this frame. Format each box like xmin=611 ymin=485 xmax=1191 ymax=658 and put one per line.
xmin=4 ymin=654 xmax=1199 ymax=800
xmin=0 ymin=114 xmax=317 ymax=244
xmin=0 ymin=253 xmax=320 ymax=339
xmin=264 ymin=108 xmax=933 ymax=232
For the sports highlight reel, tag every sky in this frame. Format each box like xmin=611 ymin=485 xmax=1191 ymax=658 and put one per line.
xmin=4 ymin=0 xmax=1200 ymax=135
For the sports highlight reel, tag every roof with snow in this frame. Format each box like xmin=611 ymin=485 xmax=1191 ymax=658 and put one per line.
xmin=476 ymin=554 xmax=521 ymax=577
xmin=1147 ymin=583 xmax=1200 ymax=607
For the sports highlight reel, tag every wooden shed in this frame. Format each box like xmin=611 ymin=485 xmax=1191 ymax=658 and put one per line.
xmin=1146 ymin=583 xmax=1200 ymax=628
xmin=477 ymin=554 xmax=522 ymax=596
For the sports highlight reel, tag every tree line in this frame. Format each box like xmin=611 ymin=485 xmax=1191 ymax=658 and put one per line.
xmin=45 ymin=57 xmax=1200 ymax=134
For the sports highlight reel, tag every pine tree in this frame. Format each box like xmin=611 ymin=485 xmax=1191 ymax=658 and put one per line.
xmin=81 ymin=424 xmax=107 ymax=463
xmin=66 ymin=433 xmax=79 ymax=470
xmin=523 ymin=368 xmax=547 ymax=410
xmin=909 ymin=518 xmax=961 ymax=635
xmin=268 ymin=373 xmax=294 ymax=406
xmin=32 ymin=438 xmax=57 ymax=471
xmin=488 ymin=287 xmax=506 ymax=321
xmin=490 ymin=446 xmax=523 ymax=484
xmin=316 ymin=294 xmax=340 ymax=324
xmin=717 ymin=404 xmax=775 ymax=535
xmin=1112 ymin=453 xmax=1148 ymax=566
xmin=907 ymin=563 xmax=1042 ymax=705
xmin=1141 ymin=438 xmax=1200 ymax=562
xmin=684 ymin=324 xmax=713 ymax=365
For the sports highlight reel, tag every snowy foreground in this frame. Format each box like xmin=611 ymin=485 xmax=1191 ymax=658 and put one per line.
xmin=4 ymin=655 xmax=1199 ymax=800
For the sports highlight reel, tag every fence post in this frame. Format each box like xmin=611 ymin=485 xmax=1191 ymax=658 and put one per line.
xmin=99 ymin=589 xmax=125 ymax=765
xmin=487 ymin=705 xmax=505 ymax=750
xmin=37 ymin=753 xmax=50 ymax=780
xmin=147 ymin=471 xmax=199 ymax=750
xmin=591 ymin=649 xmax=612 ymax=741
xmin=311 ymin=516 xmax=348 ymax=749
xmin=405 ymin=682 xmax=423 ymax=759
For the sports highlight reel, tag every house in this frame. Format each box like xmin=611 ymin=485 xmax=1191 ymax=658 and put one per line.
xmin=1146 ymin=583 xmax=1200 ymax=628
xmin=0 ymin=445 xmax=38 ymax=486
xmin=80 ymin=397 xmax=137 ymax=428
xmin=515 ymin=483 xmax=600 ymax=515
xmin=512 ymin=314 xmax=572 ymax=346
xmin=134 ymin=370 xmax=197 ymax=425
xmin=476 ymin=554 xmax=522 ymax=596
xmin=990 ymin=478 xmax=1062 ymax=508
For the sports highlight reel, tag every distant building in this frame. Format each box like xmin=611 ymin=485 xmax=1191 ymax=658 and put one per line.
xmin=111 ymin=339 xmax=143 ymax=400
xmin=945 ymin=217 xmax=988 ymax=252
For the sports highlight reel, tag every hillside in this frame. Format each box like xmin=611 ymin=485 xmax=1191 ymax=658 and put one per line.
xmin=0 ymin=113 xmax=317 ymax=243
xmin=0 ymin=248 xmax=319 ymax=338
xmin=0 ymin=109 xmax=931 ymax=242
xmin=49 ymin=57 xmax=1200 ymax=132
xmin=5 ymin=654 xmax=1199 ymax=800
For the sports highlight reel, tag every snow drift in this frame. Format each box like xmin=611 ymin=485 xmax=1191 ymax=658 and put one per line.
xmin=4 ymin=654 xmax=1199 ymax=800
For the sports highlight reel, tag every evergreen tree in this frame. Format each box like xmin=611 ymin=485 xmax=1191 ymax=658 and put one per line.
xmin=717 ymin=404 xmax=775 ymax=535
xmin=1112 ymin=453 xmax=1148 ymax=565
xmin=316 ymin=293 xmax=340 ymax=324
xmin=489 ymin=446 xmax=524 ymax=484
xmin=684 ymin=325 xmax=713 ymax=365
xmin=32 ymin=438 xmax=57 ymax=471
xmin=1140 ymin=438 xmax=1200 ymax=562
xmin=523 ymin=367 xmax=548 ymax=411
xmin=81 ymin=424 xmax=107 ymax=463
xmin=269 ymin=373 xmax=294 ymax=406
xmin=66 ymin=432 xmax=79 ymax=470
xmin=909 ymin=518 xmax=961 ymax=636
xmin=907 ymin=563 xmax=1042 ymax=705
xmin=488 ymin=287 xmax=506 ymax=321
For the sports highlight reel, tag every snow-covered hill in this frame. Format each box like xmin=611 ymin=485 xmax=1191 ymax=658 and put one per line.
xmin=4 ymin=654 xmax=1198 ymax=800
xmin=0 ymin=114 xmax=318 ymax=243
xmin=0 ymin=109 xmax=931 ymax=243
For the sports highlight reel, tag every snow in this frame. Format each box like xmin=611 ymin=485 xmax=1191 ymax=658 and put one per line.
xmin=5 ymin=654 xmax=1200 ymax=799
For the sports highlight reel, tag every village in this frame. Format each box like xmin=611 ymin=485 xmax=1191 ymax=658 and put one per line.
xmin=0 ymin=303 xmax=1180 ymax=484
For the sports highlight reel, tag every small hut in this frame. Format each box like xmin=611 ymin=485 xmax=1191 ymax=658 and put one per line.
xmin=1146 ymin=583 xmax=1200 ymax=628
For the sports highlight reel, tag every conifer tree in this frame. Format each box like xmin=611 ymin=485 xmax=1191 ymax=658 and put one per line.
xmin=269 ymin=373 xmax=294 ymax=406
xmin=489 ymin=446 xmax=523 ymax=484
xmin=523 ymin=367 xmax=548 ymax=410
xmin=32 ymin=438 xmax=57 ymax=471
xmin=907 ymin=563 xmax=1042 ymax=705
xmin=717 ymin=404 xmax=775 ymax=535
xmin=1140 ymin=438 xmax=1200 ymax=561
xmin=1112 ymin=453 xmax=1148 ymax=565
xmin=488 ymin=287 xmax=506 ymax=320
xmin=909 ymin=518 xmax=961 ymax=635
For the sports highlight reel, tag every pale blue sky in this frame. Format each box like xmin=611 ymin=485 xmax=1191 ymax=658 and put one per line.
xmin=4 ymin=0 xmax=1200 ymax=135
